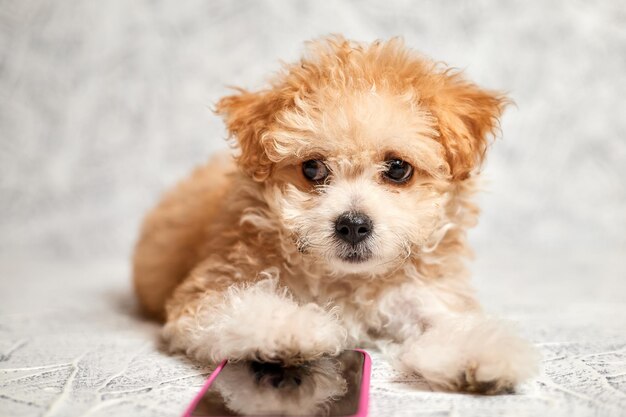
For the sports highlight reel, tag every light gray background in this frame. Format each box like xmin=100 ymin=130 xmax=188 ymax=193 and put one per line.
xmin=1 ymin=1 xmax=625 ymax=416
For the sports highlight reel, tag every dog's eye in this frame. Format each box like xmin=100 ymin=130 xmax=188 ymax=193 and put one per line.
xmin=383 ymin=159 xmax=413 ymax=183
xmin=302 ymin=160 xmax=329 ymax=182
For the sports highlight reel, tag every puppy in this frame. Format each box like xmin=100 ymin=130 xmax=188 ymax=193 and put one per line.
xmin=133 ymin=36 xmax=538 ymax=394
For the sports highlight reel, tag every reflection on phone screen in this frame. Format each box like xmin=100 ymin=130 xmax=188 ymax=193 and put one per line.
xmin=190 ymin=350 xmax=365 ymax=416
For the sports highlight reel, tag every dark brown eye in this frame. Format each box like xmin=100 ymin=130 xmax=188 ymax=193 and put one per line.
xmin=302 ymin=160 xmax=329 ymax=182
xmin=384 ymin=159 xmax=413 ymax=183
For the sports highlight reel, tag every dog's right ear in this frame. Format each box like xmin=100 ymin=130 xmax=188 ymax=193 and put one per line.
xmin=215 ymin=89 xmax=281 ymax=181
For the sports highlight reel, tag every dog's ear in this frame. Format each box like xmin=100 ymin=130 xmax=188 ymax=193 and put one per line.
xmin=216 ymin=89 xmax=282 ymax=181
xmin=426 ymin=73 xmax=509 ymax=180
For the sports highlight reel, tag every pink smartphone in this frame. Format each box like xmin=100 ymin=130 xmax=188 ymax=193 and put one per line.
xmin=183 ymin=350 xmax=371 ymax=417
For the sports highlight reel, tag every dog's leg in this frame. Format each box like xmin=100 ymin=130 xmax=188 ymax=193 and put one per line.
xmin=162 ymin=263 xmax=347 ymax=365
xmin=379 ymin=283 xmax=539 ymax=394
xmin=394 ymin=315 xmax=539 ymax=394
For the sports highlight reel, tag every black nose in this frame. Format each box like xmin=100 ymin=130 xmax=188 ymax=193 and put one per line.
xmin=334 ymin=212 xmax=373 ymax=245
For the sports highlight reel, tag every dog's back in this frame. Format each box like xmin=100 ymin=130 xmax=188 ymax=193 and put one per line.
xmin=133 ymin=154 xmax=234 ymax=319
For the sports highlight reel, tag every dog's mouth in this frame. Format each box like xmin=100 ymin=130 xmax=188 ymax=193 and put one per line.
xmin=337 ymin=245 xmax=372 ymax=263
xmin=296 ymin=235 xmax=373 ymax=264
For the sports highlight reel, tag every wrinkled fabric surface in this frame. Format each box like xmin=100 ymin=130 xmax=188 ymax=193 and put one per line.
xmin=1 ymin=251 xmax=625 ymax=416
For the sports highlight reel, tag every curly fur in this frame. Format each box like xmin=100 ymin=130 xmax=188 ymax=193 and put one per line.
xmin=133 ymin=36 xmax=538 ymax=394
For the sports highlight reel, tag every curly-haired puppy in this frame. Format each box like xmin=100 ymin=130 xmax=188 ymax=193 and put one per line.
xmin=133 ymin=36 xmax=538 ymax=394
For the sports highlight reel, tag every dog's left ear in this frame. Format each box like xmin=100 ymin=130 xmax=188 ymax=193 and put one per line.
xmin=215 ymin=89 xmax=282 ymax=181
xmin=427 ymin=74 xmax=509 ymax=180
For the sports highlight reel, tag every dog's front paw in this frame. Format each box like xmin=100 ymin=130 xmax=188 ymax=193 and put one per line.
xmin=215 ymin=279 xmax=348 ymax=364
xmin=245 ymin=301 xmax=348 ymax=365
xmin=397 ymin=316 xmax=540 ymax=394
xmin=457 ymin=358 xmax=517 ymax=394
xmin=165 ymin=278 xmax=347 ymax=365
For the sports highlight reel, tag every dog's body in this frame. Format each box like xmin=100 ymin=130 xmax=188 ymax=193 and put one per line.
xmin=133 ymin=37 xmax=538 ymax=394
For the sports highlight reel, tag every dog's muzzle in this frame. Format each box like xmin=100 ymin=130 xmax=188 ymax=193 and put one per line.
xmin=334 ymin=211 xmax=373 ymax=263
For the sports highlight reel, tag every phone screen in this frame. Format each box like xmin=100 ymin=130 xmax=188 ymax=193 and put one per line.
xmin=189 ymin=350 xmax=366 ymax=416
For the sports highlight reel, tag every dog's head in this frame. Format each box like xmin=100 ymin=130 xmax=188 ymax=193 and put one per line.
xmin=217 ymin=37 xmax=507 ymax=276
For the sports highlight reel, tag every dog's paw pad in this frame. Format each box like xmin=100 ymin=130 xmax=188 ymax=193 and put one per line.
xmin=457 ymin=361 xmax=516 ymax=395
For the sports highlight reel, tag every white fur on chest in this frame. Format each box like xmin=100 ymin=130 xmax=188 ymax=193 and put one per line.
xmin=281 ymin=266 xmax=430 ymax=347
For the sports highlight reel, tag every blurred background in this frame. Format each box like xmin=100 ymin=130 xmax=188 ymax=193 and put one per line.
xmin=1 ymin=2 xmax=625 ymax=416
xmin=1 ymin=0 xmax=625 ymax=263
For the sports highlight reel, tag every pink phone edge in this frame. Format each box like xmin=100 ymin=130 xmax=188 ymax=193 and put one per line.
xmin=354 ymin=349 xmax=372 ymax=417
xmin=181 ymin=360 xmax=228 ymax=417
xmin=181 ymin=350 xmax=372 ymax=417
